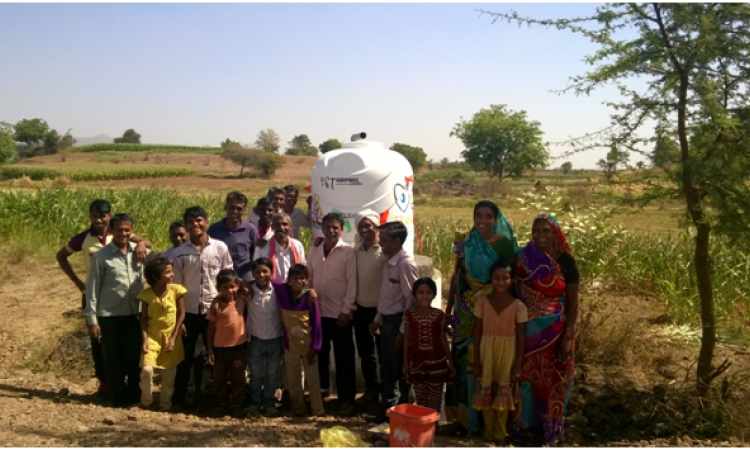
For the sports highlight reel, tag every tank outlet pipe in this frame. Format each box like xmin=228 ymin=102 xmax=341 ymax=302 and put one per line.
xmin=351 ymin=132 xmax=367 ymax=141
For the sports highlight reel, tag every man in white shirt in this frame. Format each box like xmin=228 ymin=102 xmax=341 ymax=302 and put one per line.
xmin=171 ymin=206 xmax=234 ymax=408
xmin=253 ymin=212 xmax=306 ymax=281
xmin=351 ymin=210 xmax=384 ymax=407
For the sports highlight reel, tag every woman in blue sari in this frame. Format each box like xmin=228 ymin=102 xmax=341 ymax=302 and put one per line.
xmin=444 ymin=200 xmax=517 ymax=434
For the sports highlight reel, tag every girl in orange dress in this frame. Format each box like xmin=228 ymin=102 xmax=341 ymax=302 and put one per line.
xmin=472 ymin=260 xmax=527 ymax=443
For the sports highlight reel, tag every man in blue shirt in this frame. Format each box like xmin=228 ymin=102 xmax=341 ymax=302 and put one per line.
xmin=208 ymin=191 xmax=260 ymax=283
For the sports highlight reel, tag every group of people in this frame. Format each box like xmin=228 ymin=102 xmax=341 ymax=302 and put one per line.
xmin=443 ymin=201 xmax=579 ymax=445
xmin=56 ymin=185 xmax=579 ymax=444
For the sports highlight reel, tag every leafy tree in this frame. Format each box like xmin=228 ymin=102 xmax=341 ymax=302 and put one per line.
xmin=221 ymin=143 xmax=254 ymax=177
xmin=635 ymin=161 xmax=646 ymax=170
xmin=390 ymin=143 xmax=428 ymax=172
xmin=0 ymin=122 xmax=15 ymax=163
xmin=561 ymin=161 xmax=573 ymax=175
xmin=318 ymin=138 xmax=342 ymax=154
xmin=221 ymin=143 xmax=284 ymax=178
xmin=14 ymin=118 xmax=50 ymax=157
xmin=58 ymin=129 xmax=76 ymax=152
xmin=451 ymin=104 xmax=548 ymax=181
xmin=255 ymin=128 xmax=281 ymax=153
xmin=220 ymin=138 xmax=239 ymax=149
xmin=597 ymin=145 xmax=629 ymax=182
xmin=285 ymin=134 xmax=318 ymax=156
xmin=483 ymin=3 xmax=750 ymax=398
xmin=12 ymin=118 xmax=70 ymax=157
xmin=651 ymin=131 xmax=680 ymax=169
xmin=255 ymin=151 xmax=284 ymax=178
xmin=440 ymin=157 xmax=450 ymax=169
xmin=42 ymin=129 xmax=62 ymax=155
xmin=114 ymin=129 xmax=141 ymax=144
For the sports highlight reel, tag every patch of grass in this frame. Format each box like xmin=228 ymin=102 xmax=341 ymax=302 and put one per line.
xmin=24 ymin=315 xmax=87 ymax=378
xmin=0 ymin=188 xmax=301 ymax=253
xmin=1 ymin=165 xmax=198 ymax=181
xmin=0 ymin=241 xmax=31 ymax=285
xmin=416 ymin=168 xmax=477 ymax=183
xmin=69 ymin=143 xmax=222 ymax=154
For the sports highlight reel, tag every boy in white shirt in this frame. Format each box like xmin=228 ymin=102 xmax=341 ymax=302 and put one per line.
xmin=245 ymin=258 xmax=284 ymax=417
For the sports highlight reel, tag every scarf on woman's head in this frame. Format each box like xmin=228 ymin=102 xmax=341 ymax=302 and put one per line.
xmin=519 ymin=213 xmax=572 ymax=292
xmin=534 ymin=213 xmax=573 ymax=259
xmin=463 ymin=202 xmax=518 ymax=283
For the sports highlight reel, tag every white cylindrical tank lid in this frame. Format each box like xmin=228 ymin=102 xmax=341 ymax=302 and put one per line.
xmin=351 ymin=132 xmax=367 ymax=141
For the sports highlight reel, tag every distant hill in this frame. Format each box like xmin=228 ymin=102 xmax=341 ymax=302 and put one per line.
xmin=73 ymin=134 xmax=113 ymax=145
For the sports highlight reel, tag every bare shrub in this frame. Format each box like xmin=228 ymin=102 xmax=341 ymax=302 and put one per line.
xmin=479 ymin=179 xmax=517 ymax=199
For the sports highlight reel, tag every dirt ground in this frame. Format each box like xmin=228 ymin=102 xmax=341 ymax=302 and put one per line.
xmin=1 ymin=249 xmax=748 ymax=448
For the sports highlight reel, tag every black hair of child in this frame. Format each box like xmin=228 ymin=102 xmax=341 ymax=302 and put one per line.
xmin=321 ymin=212 xmax=344 ymax=228
xmin=89 ymin=199 xmax=111 ymax=215
xmin=380 ymin=221 xmax=408 ymax=246
xmin=145 ymin=257 xmax=171 ymax=286
xmin=474 ymin=200 xmax=500 ymax=219
xmin=256 ymin=196 xmax=272 ymax=210
xmin=412 ymin=277 xmax=437 ymax=298
xmin=489 ymin=259 xmax=517 ymax=297
xmin=183 ymin=206 xmax=207 ymax=223
xmin=216 ymin=268 xmax=240 ymax=288
xmin=169 ymin=220 xmax=185 ymax=232
xmin=283 ymin=184 xmax=299 ymax=195
xmin=110 ymin=213 xmax=133 ymax=229
xmin=252 ymin=257 xmax=273 ymax=272
xmin=287 ymin=263 xmax=309 ymax=280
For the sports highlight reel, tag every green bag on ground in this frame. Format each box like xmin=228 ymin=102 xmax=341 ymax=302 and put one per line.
xmin=320 ymin=426 xmax=366 ymax=447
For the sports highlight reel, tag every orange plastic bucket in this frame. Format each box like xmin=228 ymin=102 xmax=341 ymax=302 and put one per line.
xmin=386 ymin=404 xmax=440 ymax=447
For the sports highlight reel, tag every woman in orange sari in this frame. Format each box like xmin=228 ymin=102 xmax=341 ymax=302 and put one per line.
xmin=509 ymin=214 xmax=579 ymax=444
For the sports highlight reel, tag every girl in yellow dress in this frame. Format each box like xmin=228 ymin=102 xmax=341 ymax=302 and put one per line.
xmin=472 ymin=259 xmax=527 ymax=443
xmin=138 ymin=256 xmax=187 ymax=410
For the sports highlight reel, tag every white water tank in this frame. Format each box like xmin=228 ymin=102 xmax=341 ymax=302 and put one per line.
xmin=310 ymin=133 xmax=415 ymax=255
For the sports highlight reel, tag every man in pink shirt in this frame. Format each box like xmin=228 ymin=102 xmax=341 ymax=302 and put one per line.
xmin=307 ymin=213 xmax=357 ymax=417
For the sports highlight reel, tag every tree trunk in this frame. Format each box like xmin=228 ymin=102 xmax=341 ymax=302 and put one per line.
xmin=695 ymin=223 xmax=715 ymax=399
xmin=676 ymin=73 xmax=716 ymax=399
xmin=240 ymin=163 xmax=245 ymax=177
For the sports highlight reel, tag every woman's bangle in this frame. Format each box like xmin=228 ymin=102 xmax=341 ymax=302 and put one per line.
xmin=565 ymin=328 xmax=575 ymax=338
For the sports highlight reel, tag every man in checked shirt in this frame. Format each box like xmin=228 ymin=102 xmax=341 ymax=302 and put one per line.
xmin=171 ymin=206 xmax=234 ymax=408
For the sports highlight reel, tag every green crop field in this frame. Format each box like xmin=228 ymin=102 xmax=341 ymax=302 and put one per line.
xmin=0 ymin=165 xmax=198 ymax=181
xmin=68 ymin=143 xmax=222 ymax=154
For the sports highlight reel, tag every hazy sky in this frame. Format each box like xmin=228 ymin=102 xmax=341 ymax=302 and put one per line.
xmin=0 ymin=3 xmax=645 ymax=169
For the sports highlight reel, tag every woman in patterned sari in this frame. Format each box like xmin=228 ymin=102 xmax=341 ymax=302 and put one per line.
xmin=510 ymin=213 xmax=579 ymax=444
xmin=444 ymin=200 xmax=517 ymax=435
